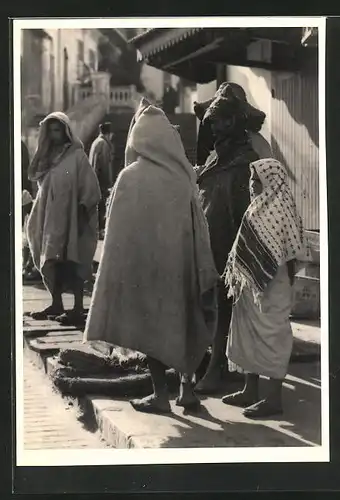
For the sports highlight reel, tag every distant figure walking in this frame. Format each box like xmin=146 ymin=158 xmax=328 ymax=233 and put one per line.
xmin=162 ymin=83 xmax=178 ymax=116
xmin=89 ymin=122 xmax=115 ymax=238
xmin=27 ymin=112 xmax=101 ymax=325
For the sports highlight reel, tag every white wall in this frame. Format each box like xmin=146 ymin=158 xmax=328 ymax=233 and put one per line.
xmin=196 ymin=80 xmax=217 ymax=130
xmin=227 ymin=66 xmax=272 ymax=143
xmin=83 ymin=29 xmax=100 ymax=71
xmin=195 ymin=69 xmax=272 ymax=142
xmin=41 ymin=36 xmax=53 ymax=113
xmin=140 ymin=65 xmax=197 ymax=113
xmin=171 ymin=74 xmax=180 ymax=88
xmin=179 ymin=87 xmax=196 ymax=113
xmin=22 ymin=28 xmax=105 ymax=156
xmin=140 ymin=64 xmax=164 ymax=101
xmin=196 ymin=80 xmax=217 ymax=104
xmin=45 ymin=28 xmax=100 ymax=111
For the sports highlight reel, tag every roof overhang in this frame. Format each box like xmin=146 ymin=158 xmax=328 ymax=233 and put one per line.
xmin=129 ymin=27 xmax=318 ymax=84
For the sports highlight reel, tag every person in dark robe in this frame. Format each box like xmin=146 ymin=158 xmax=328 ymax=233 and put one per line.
xmin=194 ymin=82 xmax=272 ymax=167
xmin=89 ymin=122 xmax=115 ymax=238
xmin=22 ymin=139 xmax=32 ymax=235
xmin=21 ymin=139 xmax=32 ymax=195
xmin=162 ymin=83 xmax=179 ymax=116
xmin=193 ymin=84 xmax=266 ymax=395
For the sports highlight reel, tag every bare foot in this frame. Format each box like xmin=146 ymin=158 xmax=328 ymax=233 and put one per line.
xmin=243 ymin=398 xmax=283 ymax=419
xmin=130 ymin=394 xmax=171 ymax=414
xmin=176 ymin=384 xmax=201 ymax=412
xmin=195 ymin=370 xmax=222 ymax=395
xmin=222 ymin=390 xmax=258 ymax=408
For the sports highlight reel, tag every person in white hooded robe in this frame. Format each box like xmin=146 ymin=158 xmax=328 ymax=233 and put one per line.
xmin=27 ymin=112 xmax=101 ymax=325
xmin=84 ymin=99 xmax=219 ymax=414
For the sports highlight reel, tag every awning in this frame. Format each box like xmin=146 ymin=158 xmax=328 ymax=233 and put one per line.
xmin=129 ymin=27 xmax=317 ymax=84
xmin=130 ymin=28 xmax=204 ymax=59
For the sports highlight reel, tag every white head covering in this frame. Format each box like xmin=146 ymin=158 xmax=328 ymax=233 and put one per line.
xmin=28 ymin=112 xmax=83 ymax=181
xmin=225 ymin=158 xmax=309 ymax=305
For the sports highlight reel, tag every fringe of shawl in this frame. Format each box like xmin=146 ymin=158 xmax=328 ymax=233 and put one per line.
xmin=223 ymin=248 xmax=264 ymax=310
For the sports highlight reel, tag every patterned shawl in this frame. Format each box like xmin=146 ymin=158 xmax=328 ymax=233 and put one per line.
xmin=224 ymin=158 xmax=309 ymax=305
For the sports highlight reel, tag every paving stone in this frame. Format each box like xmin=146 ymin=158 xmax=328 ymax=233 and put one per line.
xmin=21 ymin=283 xmax=323 ymax=451
xmin=23 ymin=321 xmax=78 ymax=336
xmin=23 ymin=355 xmax=109 ymax=450
xmin=88 ymin=362 xmax=321 ymax=449
xmin=35 ymin=333 xmax=83 ymax=344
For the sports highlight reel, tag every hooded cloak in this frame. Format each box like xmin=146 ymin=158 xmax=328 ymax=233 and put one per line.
xmin=26 ymin=112 xmax=101 ymax=291
xmin=84 ymin=99 xmax=218 ymax=375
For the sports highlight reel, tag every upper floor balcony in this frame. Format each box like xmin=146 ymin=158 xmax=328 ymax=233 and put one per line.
xmin=22 ymin=69 xmax=138 ymax=156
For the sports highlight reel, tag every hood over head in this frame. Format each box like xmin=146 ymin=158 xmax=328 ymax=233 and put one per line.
xmin=39 ymin=112 xmax=83 ymax=148
xmin=125 ymin=98 xmax=196 ymax=185
xmin=28 ymin=112 xmax=83 ymax=181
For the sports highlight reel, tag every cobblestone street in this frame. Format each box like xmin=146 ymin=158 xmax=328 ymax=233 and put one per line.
xmin=23 ymin=355 xmax=109 ymax=450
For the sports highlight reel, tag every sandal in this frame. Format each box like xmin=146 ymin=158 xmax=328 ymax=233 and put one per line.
xmin=243 ymin=399 xmax=283 ymax=419
xmin=222 ymin=391 xmax=258 ymax=408
xmin=30 ymin=306 xmax=64 ymax=320
xmin=56 ymin=310 xmax=86 ymax=326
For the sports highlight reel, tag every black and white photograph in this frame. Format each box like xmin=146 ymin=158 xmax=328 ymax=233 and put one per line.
xmin=13 ymin=17 xmax=328 ymax=467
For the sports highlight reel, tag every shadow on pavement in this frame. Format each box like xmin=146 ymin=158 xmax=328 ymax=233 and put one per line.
xmin=68 ymin=363 xmax=322 ymax=449
xmin=279 ymin=362 xmax=321 ymax=446
xmin=159 ymin=362 xmax=321 ymax=448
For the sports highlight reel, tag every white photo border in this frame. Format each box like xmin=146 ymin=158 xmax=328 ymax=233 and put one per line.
xmin=13 ymin=16 xmax=328 ymax=466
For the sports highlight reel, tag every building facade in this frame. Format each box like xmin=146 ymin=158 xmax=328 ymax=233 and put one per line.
xmin=130 ymin=27 xmax=320 ymax=230
xmin=21 ymin=28 xmax=103 ymax=125
xmin=21 ymin=28 xmax=111 ymax=156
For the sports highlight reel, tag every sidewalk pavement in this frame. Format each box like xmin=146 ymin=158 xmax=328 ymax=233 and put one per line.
xmin=85 ymin=361 xmax=321 ymax=448
xmin=23 ymin=355 xmax=109 ymax=450
xmin=22 ymin=282 xmax=322 ymax=450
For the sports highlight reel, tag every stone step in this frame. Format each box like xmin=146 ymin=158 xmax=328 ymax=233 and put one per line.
xmin=52 ymin=362 xmax=321 ymax=449
xmin=22 ymin=320 xmax=321 ymax=450
xmin=25 ymin=323 xmax=320 ymax=366
xmin=84 ymin=390 xmax=320 ymax=448
xmin=23 ymin=324 xmax=78 ymax=337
